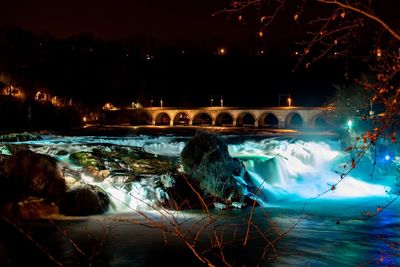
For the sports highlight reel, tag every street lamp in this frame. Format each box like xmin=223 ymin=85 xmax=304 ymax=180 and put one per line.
xmin=278 ymin=93 xmax=292 ymax=107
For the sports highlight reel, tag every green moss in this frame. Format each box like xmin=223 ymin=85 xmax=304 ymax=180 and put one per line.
xmin=69 ymin=152 xmax=100 ymax=167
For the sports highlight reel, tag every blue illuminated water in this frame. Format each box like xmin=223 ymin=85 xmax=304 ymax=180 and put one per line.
xmin=2 ymin=133 xmax=400 ymax=266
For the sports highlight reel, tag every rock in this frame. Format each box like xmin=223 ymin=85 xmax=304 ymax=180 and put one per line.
xmin=214 ymin=202 xmax=228 ymax=210
xmin=160 ymin=173 xmax=175 ymax=188
xmin=3 ymin=150 xmax=66 ymax=200
xmin=60 ymin=184 xmax=110 ymax=216
xmin=0 ymin=145 xmax=10 ymax=155
xmin=83 ymin=166 xmax=110 ymax=182
xmin=231 ymin=202 xmax=247 ymax=209
xmin=160 ymin=173 xmax=211 ymax=210
xmin=127 ymin=158 xmax=176 ymax=175
xmin=17 ymin=198 xmax=60 ymax=219
xmin=5 ymin=144 xmax=30 ymax=155
xmin=56 ymin=150 xmax=69 ymax=156
xmin=1 ymin=197 xmax=60 ymax=220
xmin=69 ymin=151 xmax=102 ymax=168
xmin=69 ymin=146 xmax=177 ymax=176
xmin=64 ymin=176 xmax=83 ymax=188
xmin=181 ymin=131 xmax=231 ymax=174
xmin=181 ymin=131 xmax=244 ymax=203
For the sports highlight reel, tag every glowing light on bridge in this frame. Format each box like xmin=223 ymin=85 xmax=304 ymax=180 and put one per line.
xmin=218 ymin=48 xmax=226 ymax=55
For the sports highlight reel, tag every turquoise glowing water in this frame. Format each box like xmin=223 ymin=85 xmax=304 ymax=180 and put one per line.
xmin=20 ymin=134 xmax=396 ymax=205
xmin=2 ymin=133 xmax=399 ymax=265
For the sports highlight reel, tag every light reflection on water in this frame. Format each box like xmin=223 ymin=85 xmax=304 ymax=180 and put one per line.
xmin=29 ymin=199 xmax=398 ymax=266
xmin=1 ymin=133 xmax=400 ymax=265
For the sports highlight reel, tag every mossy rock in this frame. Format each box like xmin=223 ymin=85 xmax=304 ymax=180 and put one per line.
xmin=69 ymin=152 xmax=101 ymax=168
xmin=181 ymin=131 xmax=244 ymax=203
xmin=126 ymin=158 xmax=176 ymax=175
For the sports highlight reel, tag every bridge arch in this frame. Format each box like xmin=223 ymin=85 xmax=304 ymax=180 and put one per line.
xmin=215 ymin=112 xmax=234 ymax=126
xmin=131 ymin=111 xmax=153 ymax=125
xmin=155 ymin=112 xmax=172 ymax=126
xmin=259 ymin=112 xmax=279 ymax=128
xmin=173 ymin=112 xmax=191 ymax=126
xmin=236 ymin=112 xmax=257 ymax=127
xmin=193 ymin=112 xmax=213 ymax=126
xmin=286 ymin=112 xmax=304 ymax=128
xmin=312 ymin=113 xmax=328 ymax=128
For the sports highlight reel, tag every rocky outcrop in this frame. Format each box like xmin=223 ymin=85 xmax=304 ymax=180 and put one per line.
xmin=181 ymin=131 xmax=245 ymax=204
xmin=3 ymin=150 xmax=66 ymax=200
xmin=70 ymin=146 xmax=177 ymax=177
xmin=60 ymin=184 xmax=110 ymax=216
xmin=0 ymin=149 xmax=112 ymax=218
xmin=2 ymin=197 xmax=60 ymax=219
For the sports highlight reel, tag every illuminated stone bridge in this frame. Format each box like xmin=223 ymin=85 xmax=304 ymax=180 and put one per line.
xmin=117 ymin=106 xmax=331 ymax=128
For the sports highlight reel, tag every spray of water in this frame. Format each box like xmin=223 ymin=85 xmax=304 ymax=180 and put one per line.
xmin=21 ymin=135 xmax=394 ymax=210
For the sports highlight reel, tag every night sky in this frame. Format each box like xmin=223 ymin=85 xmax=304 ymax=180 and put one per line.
xmin=0 ymin=0 xmax=251 ymax=44
xmin=0 ymin=0 xmax=353 ymax=107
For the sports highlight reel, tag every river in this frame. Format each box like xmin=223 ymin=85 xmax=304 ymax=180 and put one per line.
xmin=0 ymin=130 xmax=399 ymax=266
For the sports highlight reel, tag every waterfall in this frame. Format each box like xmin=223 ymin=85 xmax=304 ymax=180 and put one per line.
xmin=229 ymin=139 xmax=390 ymax=201
xmin=12 ymin=135 xmax=394 ymax=209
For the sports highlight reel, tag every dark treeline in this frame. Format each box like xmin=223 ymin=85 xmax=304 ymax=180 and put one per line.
xmin=0 ymin=26 xmax=352 ymax=108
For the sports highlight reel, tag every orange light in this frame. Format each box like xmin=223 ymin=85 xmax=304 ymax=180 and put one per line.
xmin=376 ymin=48 xmax=382 ymax=57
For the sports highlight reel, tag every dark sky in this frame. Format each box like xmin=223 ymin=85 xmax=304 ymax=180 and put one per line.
xmin=0 ymin=0 xmax=353 ymax=106
xmin=0 ymin=0 xmax=254 ymax=44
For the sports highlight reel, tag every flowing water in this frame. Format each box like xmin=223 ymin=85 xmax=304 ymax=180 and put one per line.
xmin=1 ymin=133 xmax=399 ymax=266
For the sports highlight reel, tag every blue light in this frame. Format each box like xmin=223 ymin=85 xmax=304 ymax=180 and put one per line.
xmin=385 ymin=154 xmax=391 ymax=161
xmin=347 ymin=120 xmax=353 ymax=128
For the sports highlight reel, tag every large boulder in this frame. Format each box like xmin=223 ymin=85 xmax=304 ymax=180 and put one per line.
xmin=59 ymin=184 xmax=110 ymax=216
xmin=181 ymin=131 xmax=244 ymax=203
xmin=159 ymin=173 xmax=213 ymax=210
xmin=3 ymin=150 xmax=66 ymax=200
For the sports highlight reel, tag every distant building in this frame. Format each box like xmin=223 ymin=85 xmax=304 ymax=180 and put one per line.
xmin=1 ymin=85 xmax=26 ymax=100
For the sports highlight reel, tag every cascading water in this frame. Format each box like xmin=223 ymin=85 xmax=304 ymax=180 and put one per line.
xmin=6 ymin=135 xmax=395 ymax=211
xmin=229 ymin=139 xmax=391 ymax=201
